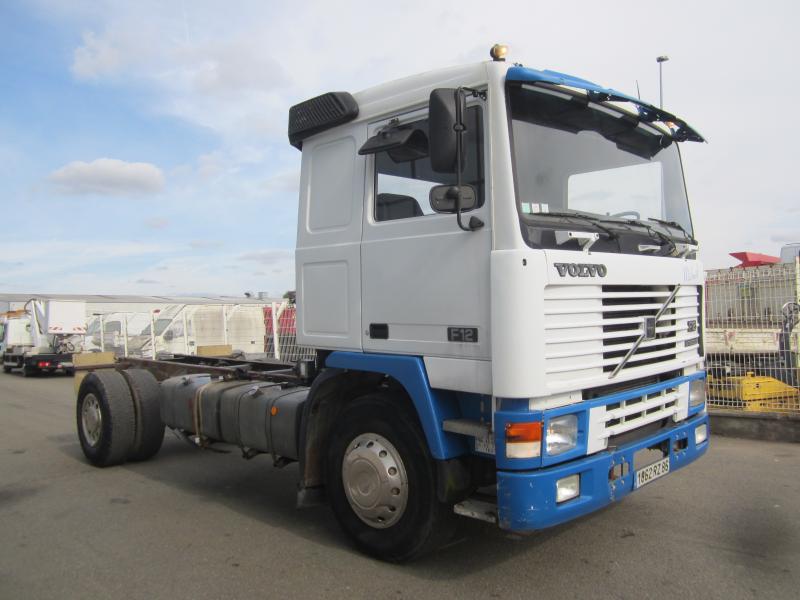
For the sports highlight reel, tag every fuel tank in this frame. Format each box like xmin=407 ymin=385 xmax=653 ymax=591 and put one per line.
xmin=159 ymin=375 xmax=308 ymax=459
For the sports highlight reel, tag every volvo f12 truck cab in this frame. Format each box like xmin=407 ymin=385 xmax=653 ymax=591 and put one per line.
xmin=76 ymin=46 xmax=708 ymax=561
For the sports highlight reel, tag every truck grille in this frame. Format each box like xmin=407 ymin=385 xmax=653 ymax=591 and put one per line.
xmin=601 ymin=285 xmax=678 ymax=373
xmin=603 ymin=385 xmax=680 ymax=436
xmin=543 ymin=284 xmax=700 ymax=380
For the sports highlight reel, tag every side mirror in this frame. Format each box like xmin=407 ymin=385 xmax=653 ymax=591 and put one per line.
xmin=429 ymin=88 xmax=465 ymax=173
xmin=429 ymin=185 xmax=477 ymax=213
xmin=163 ymin=330 xmax=174 ymax=342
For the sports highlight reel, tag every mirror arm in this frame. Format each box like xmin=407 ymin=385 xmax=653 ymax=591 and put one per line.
xmin=453 ymin=88 xmax=483 ymax=232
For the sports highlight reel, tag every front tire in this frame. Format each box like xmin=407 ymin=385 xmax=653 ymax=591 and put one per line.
xmin=77 ymin=371 xmax=136 ymax=467
xmin=326 ymin=393 xmax=455 ymax=562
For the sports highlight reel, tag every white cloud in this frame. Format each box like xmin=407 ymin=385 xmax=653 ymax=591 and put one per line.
xmin=49 ymin=158 xmax=165 ymax=196
xmin=71 ymin=30 xmax=123 ymax=79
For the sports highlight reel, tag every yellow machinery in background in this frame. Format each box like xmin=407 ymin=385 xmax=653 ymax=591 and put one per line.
xmin=707 ymin=372 xmax=800 ymax=412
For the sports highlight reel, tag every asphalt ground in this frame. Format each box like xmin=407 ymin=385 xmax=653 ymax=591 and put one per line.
xmin=0 ymin=373 xmax=798 ymax=600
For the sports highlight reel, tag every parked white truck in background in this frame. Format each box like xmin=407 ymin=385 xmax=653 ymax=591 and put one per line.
xmin=2 ymin=299 xmax=86 ymax=376
xmin=75 ymin=46 xmax=709 ymax=561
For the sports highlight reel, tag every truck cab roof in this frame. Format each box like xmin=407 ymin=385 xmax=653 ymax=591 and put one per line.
xmin=289 ymin=58 xmax=703 ymax=148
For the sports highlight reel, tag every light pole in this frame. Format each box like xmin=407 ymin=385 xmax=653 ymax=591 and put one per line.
xmin=656 ymin=55 xmax=669 ymax=108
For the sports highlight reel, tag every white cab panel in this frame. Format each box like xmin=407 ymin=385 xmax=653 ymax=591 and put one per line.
xmin=492 ymin=248 xmax=704 ymax=399
xmin=424 ymin=356 xmax=492 ymax=394
xmin=296 ymin=134 xmax=365 ymax=350
xmin=360 ymin=105 xmax=492 ymax=360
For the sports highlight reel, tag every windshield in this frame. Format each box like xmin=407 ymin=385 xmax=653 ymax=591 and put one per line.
xmin=509 ymin=83 xmax=694 ymax=253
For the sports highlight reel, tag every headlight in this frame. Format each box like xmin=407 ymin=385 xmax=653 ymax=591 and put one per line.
xmin=546 ymin=414 xmax=578 ymax=456
xmin=689 ymin=378 xmax=706 ymax=408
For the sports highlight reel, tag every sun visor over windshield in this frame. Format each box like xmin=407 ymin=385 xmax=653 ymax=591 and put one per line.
xmin=506 ymin=66 xmax=705 ymax=143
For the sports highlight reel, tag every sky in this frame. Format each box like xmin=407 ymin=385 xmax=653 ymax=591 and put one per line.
xmin=1 ymin=0 xmax=798 ymax=296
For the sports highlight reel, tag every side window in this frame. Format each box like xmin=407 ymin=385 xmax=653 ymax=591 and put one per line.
xmin=374 ymin=106 xmax=484 ymax=222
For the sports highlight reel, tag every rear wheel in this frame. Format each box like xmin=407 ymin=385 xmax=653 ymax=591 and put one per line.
xmin=76 ymin=371 xmax=136 ymax=467
xmin=121 ymin=369 xmax=165 ymax=461
xmin=2 ymin=365 xmax=11 ymax=373
xmin=21 ymin=365 xmax=36 ymax=377
xmin=326 ymin=393 xmax=455 ymax=562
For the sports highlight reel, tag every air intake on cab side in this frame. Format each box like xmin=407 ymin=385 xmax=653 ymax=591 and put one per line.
xmin=288 ymin=92 xmax=359 ymax=149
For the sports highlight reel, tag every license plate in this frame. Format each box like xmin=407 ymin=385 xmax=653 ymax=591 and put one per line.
xmin=474 ymin=435 xmax=495 ymax=455
xmin=634 ymin=456 xmax=670 ymax=489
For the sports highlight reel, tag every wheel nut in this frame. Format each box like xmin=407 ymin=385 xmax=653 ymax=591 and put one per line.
xmin=388 ymin=467 xmax=397 ymax=476
xmin=379 ymin=450 xmax=387 ymax=458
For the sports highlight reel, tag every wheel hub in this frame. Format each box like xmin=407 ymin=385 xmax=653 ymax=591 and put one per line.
xmin=342 ymin=433 xmax=408 ymax=529
xmin=81 ymin=393 xmax=103 ymax=447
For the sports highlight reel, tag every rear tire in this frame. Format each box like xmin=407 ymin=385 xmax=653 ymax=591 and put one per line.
xmin=76 ymin=371 xmax=136 ymax=467
xmin=21 ymin=365 xmax=36 ymax=377
xmin=121 ymin=369 xmax=165 ymax=461
xmin=325 ymin=393 xmax=456 ymax=562
xmin=2 ymin=365 xmax=11 ymax=373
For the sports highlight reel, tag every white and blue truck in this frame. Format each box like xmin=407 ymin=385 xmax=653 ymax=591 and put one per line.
xmin=75 ymin=45 xmax=709 ymax=561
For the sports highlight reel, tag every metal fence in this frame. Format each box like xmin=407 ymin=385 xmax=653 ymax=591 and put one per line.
xmin=85 ymin=302 xmax=315 ymax=362
xmin=705 ymin=259 xmax=800 ymax=414
xmin=264 ymin=302 xmax=316 ymax=362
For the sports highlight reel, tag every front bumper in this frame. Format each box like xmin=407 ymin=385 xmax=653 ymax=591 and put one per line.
xmin=496 ymin=411 xmax=709 ymax=531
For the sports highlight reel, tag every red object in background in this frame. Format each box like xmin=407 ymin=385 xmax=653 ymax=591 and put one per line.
xmin=264 ymin=305 xmax=298 ymax=335
xmin=730 ymin=252 xmax=780 ymax=268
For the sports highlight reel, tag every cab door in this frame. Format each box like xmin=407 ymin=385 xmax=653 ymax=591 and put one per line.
xmin=360 ymin=102 xmax=491 ymax=362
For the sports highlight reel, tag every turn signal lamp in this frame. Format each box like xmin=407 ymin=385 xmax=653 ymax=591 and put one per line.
xmin=505 ymin=421 xmax=542 ymax=458
xmin=490 ymin=44 xmax=509 ymax=62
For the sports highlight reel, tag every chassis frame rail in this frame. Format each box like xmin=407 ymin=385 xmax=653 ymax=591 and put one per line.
xmin=74 ymin=354 xmax=314 ymax=385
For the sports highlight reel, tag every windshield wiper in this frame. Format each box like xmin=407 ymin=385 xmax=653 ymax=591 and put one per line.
xmin=647 ymin=218 xmax=696 ymax=244
xmin=625 ymin=219 xmax=677 ymax=255
xmin=528 ymin=210 xmax=621 ymax=242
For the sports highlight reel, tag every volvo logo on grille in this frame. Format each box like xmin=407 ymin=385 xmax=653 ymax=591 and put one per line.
xmin=554 ymin=263 xmax=607 ymax=278
xmin=642 ymin=316 xmax=657 ymax=341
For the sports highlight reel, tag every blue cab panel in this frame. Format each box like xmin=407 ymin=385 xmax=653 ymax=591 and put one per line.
xmin=497 ymin=412 xmax=709 ymax=531
xmin=325 ymin=351 xmax=467 ymax=459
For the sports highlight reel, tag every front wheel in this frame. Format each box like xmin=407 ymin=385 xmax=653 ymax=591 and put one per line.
xmin=326 ymin=393 xmax=455 ymax=562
